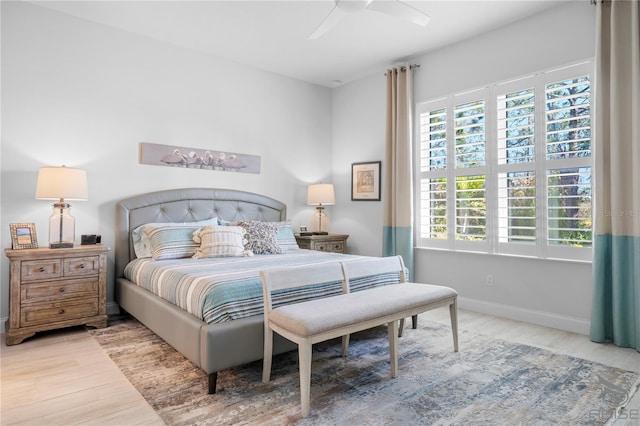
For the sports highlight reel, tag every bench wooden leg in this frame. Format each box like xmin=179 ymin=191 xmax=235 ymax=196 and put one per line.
xmin=388 ymin=320 xmax=399 ymax=378
xmin=398 ymin=314 xmax=418 ymax=337
xmin=340 ymin=334 xmax=350 ymax=357
xmin=299 ymin=341 xmax=313 ymax=418
xmin=450 ymin=298 xmax=459 ymax=352
xmin=263 ymin=328 xmax=273 ymax=383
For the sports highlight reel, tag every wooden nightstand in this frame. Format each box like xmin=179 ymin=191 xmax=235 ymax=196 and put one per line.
xmin=295 ymin=234 xmax=349 ymax=254
xmin=4 ymin=244 xmax=109 ymax=345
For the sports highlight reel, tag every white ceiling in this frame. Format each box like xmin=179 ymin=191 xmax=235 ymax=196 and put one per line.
xmin=32 ymin=0 xmax=571 ymax=87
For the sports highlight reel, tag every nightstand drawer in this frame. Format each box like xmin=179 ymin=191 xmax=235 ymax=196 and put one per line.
xmin=295 ymin=234 xmax=348 ymax=254
xmin=21 ymin=259 xmax=62 ymax=282
xmin=63 ymin=256 xmax=100 ymax=277
xmin=21 ymin=279 xmax=99 ymax=304
xmin=312 ymin=242 xmax=330 ymax=251
xmin=328 ymin=241 xmax=344 ymax=253
xmin=311 ymin=241 xmax=344 ymax=252
xmin=21 ymin=298 xmax=99 ymax=327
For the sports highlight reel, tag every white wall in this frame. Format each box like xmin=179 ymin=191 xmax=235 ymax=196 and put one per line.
xmin=332 ymin=1 xmax=597 ymax=333
xmin=331 ymin=76 xmax=386 ymax=256
xmin=1 ymin=1 xmax=332 ymax=322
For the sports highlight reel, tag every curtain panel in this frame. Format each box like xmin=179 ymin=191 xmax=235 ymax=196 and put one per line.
xmin=383 ymin=65 xmax=414 ymax=279
xmin=590 ymin=0 xmax=640 ymax=351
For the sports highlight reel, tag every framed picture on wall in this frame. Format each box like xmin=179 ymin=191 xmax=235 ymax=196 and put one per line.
xmin=9 ymin=223 xmax=38 ymax=249
xmin=351 ymin=161 xmax=381 ymax=201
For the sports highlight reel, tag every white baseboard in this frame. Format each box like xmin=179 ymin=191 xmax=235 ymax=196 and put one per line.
xmin=458 ymin=297 xmax=591 ymax=336
xmin=1 ymin=317 xmax=5 ymax=334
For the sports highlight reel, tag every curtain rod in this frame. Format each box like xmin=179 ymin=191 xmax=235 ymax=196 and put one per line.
xmin=385 ymin=64 xmax=420 ymax=75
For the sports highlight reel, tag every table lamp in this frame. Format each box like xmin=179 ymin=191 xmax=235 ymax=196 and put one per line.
xmin=307 ymin=183 xmax=335 ymax=235
xmin=35 ymin=165 xmax=88 ymax=248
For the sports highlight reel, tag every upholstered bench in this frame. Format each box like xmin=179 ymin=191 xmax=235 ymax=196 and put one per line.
xmin=260 ymin=255 xmax=458 ymax=418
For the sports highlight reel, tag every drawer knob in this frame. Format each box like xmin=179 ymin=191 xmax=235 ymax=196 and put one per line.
xmin=59 ymin=287 xmax=65 ymax=293
xmin=58 ymin=309 xmax=65 ymax=315
xmin=79 ymin=264 xmax=85 ymax=269
xmin=39 ymin=267 xmax=45 ymax=272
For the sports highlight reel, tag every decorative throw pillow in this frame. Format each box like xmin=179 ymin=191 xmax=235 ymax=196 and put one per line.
xmin=144 ymin=224 xmax=204 ymax=260
xmin=234 ymin=220 xmax=282 ymax=255
xmin=132 ymin=218 xmax=219 ymax=258
xmin=192 ymin=226 xmax=252 ymax=258
xmin=276 ymin=222 xmax=300 ymax=251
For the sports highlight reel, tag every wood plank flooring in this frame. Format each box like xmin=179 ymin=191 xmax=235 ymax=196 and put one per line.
xmin=1 ymin=326 xmax=163 ymax=425
xmin=1 ymin=309 xmax=638 ymax=425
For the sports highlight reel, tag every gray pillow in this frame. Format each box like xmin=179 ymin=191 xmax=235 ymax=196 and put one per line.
xmin=234 ymin=220 xmax=282 ymax=254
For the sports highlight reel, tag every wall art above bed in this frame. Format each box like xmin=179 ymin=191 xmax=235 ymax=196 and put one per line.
xmin=139 ymin=142 xmax=261 ymax=174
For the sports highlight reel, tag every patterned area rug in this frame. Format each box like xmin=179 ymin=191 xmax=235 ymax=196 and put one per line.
xmin=89 ymin=316 xmax=638 ymax=425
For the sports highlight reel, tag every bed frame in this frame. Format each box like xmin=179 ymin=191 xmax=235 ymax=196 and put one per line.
xmin=115 ymin=188 xmax=298 ymax=393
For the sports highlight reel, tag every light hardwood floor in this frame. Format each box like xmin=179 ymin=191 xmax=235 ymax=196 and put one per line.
xmin=1 ymin=310 xmax=639 ymax=425
xmin=1 ymin=326 xmax=164 ymax=425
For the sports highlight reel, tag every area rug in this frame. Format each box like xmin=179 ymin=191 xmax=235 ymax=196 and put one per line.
xmin=89 ymin=316 xmax=638 ymax=425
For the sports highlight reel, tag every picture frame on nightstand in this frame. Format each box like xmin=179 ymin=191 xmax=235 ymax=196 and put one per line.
xmin=299 ymin=225 xmax=312 ymax=236
xmin=9 ymin=223 xmax=38 ymax=249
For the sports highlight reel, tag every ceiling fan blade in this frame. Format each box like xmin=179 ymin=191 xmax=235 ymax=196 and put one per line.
xmin=308 ymin=6 xmax=347 ymax=39
xmin=368 ymin=0 xmax=430 ymax=27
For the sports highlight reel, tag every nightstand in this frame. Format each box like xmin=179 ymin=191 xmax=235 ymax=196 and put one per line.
xmin=5 ymin=244 xmax=109 ymax=345
xmin=295 ymin=234 xmax=349 ymax=254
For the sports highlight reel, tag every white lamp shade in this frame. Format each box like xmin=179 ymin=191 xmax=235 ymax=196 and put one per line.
xmin=35 ymin=166 xmax=88 ymax=201
xmin=307 ymin=184 xmax=335 ymax=206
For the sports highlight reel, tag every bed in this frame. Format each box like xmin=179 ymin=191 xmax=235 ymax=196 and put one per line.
xmin=115 ymin=188 xmax=399 ymax=393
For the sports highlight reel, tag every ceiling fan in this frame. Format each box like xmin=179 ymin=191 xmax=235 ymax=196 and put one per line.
xmin=309 ymin=0 xmax=431 ymax=40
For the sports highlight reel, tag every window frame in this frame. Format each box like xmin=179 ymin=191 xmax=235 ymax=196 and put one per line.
xmin=414 ymin=60 xmax=594 ymax=261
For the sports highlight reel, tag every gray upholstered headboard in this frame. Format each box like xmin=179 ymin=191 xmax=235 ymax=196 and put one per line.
xmin=115 ymin=188 xmax=287 ymax=279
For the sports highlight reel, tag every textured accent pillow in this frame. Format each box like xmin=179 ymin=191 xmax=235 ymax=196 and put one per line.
xmin=234 ymin=220 xmax=282 ymax=255
xmin=276 ymin=222 xmax=300 ymax=251
xmin=132 ymin=218 xmax=219 ymax=258
xmin=192 ymin=226 xmax=252 ymax=258
xmin=144 ymin=224 xmax=204 ymax=260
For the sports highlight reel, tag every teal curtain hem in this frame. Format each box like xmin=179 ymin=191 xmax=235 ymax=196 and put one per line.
xmin=383 ymin=226 xmax=414 ymax=281
xmin=590 ymin=234 xmax=640 ymax=352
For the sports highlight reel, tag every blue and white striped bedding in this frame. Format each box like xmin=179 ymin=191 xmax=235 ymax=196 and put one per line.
xmin=124 ymin=250 xmax=402 ymax=324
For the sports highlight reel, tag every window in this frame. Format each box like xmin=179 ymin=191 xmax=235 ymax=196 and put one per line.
xmin=416 ymin=61 xmax=592 ymax=261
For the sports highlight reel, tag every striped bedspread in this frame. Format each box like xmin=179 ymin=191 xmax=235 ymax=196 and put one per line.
xmin=124 ymin=250 xmax=402 ymax=324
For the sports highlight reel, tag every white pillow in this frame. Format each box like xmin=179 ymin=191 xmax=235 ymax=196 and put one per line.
xmin=192 ymin=226 xmax=253 ymax=258
xmin=132 ymin=218 xmax=219 ymax=258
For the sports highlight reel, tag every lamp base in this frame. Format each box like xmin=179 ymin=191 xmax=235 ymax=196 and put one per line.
xmin=311 ymin=206 xmax=330 ymax=235
xmin=48 ymin=202 xmax=76 ymax=250
xmin=50 ymin=242 xmax=74 ymax=249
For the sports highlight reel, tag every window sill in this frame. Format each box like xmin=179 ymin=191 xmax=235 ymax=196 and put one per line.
xmin=414 ymin=246 xmax=593 ymax=265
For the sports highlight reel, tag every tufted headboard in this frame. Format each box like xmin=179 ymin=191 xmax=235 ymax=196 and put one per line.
xmin=115 ymin=188 xmax=287 ymax=279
